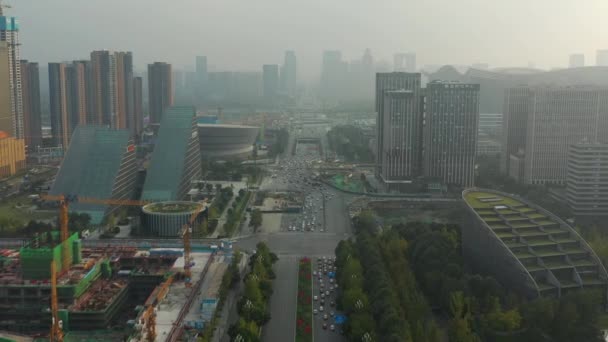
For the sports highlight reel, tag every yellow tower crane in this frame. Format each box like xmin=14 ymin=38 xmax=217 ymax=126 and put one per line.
xmin=182 ymin=204 xmax=207 ymax=286
xmin=49 ymin=262 xmax=63 ymax=342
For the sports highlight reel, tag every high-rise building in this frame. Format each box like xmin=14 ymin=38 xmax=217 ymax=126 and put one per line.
xmin=393 ymin=53 xmax=416 ymax=72
xmin=280 ymin=51 xmax=297 ymax=97
xmin=596 ymin=50 xmax=608 ymax=66
xmin=379 ymin=89 xmax=423 ymax=185
xmin=320 ymin=50 xmax=347 ymax=101
xmin=566 ymin=143 xmax=608 ymax=217
xmin=112 ymin=51 xmax=134 ymax=130
xmin=0 ymin=131 xmax=25 ymax=178
xmin=48 ymin=62 xmax=69 ymax=148
xmin=90 ymin=50 xmax=112 ymax=126
xmin=569 ymin=53 xmax=585 ymax=68
xmin=375 ymin=72 xmax=422 ymax=181
xmin=503 ymin=86 xmax=608 ymax=184
xmin=133 ymin=76 xmax=143 ymax=135
xmin=263 ymin=64 xmax=279 ymax=100
xmin=20 ymin=60 xmax=42 ymax=149
xmin=49 ymin=125 xmax=137 ymax=224
xmin=66 ymin=61 xmax=89 ymax=130
xmin=147 ymin=62 xmax=173 ymax=124
xmin=423 ymin=81 xmax=479 ymax=187
xmin=142 ymin=106 xmax=201 ymax=201
xmin=195 ymin=55 xmax=208 ymax=95
xmin=0 ymin=13 xmax=23 ymax=138
xmin=0 ymin=42 xmax=11 ymax=135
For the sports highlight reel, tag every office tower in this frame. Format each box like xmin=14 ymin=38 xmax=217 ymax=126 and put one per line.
xmin=0 ymin=42 xmax=11 ymax=135
xmin=133 ymin=77 xmax=143 ymax=134
xmin=393 ymin=53 xmax=416 ymax=72
xmin=195 ymin=55 xmax=208 ymax=95
xmin=48 ymin=63 xmax=69 ymax=147
xmin=50 ymin=126 xmax=137 ymax=224
xmin=503 ymin=86 xmax=608 ymax=184
xmin=596 ymin=50 xmax=608 ymax=66
xmin=501 ymin=87 xmax=531 ymax=174
xmin=379 ymin=89 xmax=423 ymax=186
xmin=90 ymin=50 xmax=112 ymax=125
xmin=566 ymin=143 xmax=608 ymax=217
xmin=375 ymin=72 xmax=422 ymax=180
xmin=569 ymin=53 xmax=585 ymax=68
xmin=478 ymin=113 xmax=502 ymax=136
xmin=0 ymin=13 xmax=23 ymax=138
xmin=423 ymin=81 xmax=480 ymax=187
xmin=263 ymin=64 xmax=279 ymax=100
xmin=113 ymin=51 xmax=134 ymax=130
xmin=147 ymin=62 xmax=173 ymax=124
xmin=280 ymin=51 xmax=297 ymax=97
xmin=20 ymin=60 xmax=42 ymax=149
xmin=320 ymin=50 xmax=348 ymax=101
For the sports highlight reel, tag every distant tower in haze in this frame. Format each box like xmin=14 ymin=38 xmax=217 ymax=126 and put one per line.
xmin=569 ymin=53 xmax=585 ymax=68
xmin=195 ymin=56 xmax=208 ymax=96
xmin=90 ymin=50 xmax=112 ymax=126
xmin=263 ymin=64 xmax=279 ymax=100
xmin=280 ymin=51 xmax=297 ymax=97
xmin=48 ymin=63 xmax=69 ymax=148
xmin=147 ymin=62 xmax=173 ymax=124
xmin=0 ymin=7 xmax=23 ymax=138
xmin=596 ymin=50 xmax=608 ymax=66
xmin=393 ymin=53 xmax=416 ymax=72
xmin=133 ymin=76 xmax=143 ymax=135
xmin=21 ymin=60 xmax=42 ymax=149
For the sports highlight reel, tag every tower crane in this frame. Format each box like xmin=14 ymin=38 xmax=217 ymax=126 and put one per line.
xmin=181 ymin=203 xmax=207 ymax=287
xmin=49 ymin=262 xmax=63 ymax=342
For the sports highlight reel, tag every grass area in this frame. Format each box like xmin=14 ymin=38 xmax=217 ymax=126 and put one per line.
xmin=330 ymin=174 xmax=365 ymax=193
xmin=536 ymin=220 xmax=556 ymax=226
xmin=296 ymin=257 xmax=313 ymax=342
xmin=527 ymin=213 xmax=546 ymax=219
xmin=143 ymin=201 xmax=201 ymax=213
xmin=598 ymin=313 xmax=608 ymax=329
xmin=0 ymin=194 xmax=57 ymax=234
xmin=489 ymin=224 xmax=509 ymax=229
xmin=464 ymin=191 xmax=523 ymax=209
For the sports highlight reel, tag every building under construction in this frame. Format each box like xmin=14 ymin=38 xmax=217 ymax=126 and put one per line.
xmin=0 ymin=230 xmax=222 ymax=340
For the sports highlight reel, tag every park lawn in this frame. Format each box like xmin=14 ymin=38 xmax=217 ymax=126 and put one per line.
xmin=296 ymin=257 xmax=313 ymax=342
xmin=0 ymin=194 xmax=56 ymax=228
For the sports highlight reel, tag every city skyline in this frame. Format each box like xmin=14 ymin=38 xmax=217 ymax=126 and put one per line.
xmin=9 ymin=0 xmax=608 ymax=81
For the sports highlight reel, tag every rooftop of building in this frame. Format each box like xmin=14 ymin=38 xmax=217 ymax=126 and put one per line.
xmin=49 ymin=125 xmax=133 ymax=224
xmin=463 ymin=189 xmax=608 ymax=294
xmin=142 ymin=201 xmax=203 ymax=214
xmin=142 ymin=106 xmax=197 ymax=202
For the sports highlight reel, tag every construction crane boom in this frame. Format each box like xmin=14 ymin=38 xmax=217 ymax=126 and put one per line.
xmin=182 ymin=203 xmax=207 ymax=286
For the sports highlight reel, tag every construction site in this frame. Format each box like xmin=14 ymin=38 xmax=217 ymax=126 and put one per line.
xmin=0 ymin=194 xmax=230 ymax=342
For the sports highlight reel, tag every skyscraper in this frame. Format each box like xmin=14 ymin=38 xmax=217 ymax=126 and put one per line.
xmin=375 ymin=72 xmax=422 ymax=181
xmin=263 ymin=64 xmax=279 ymax=100
xmin=90 ymin=50 xmax=112 ymax=126
xmin=195 ymin=55 xmax=208 ymax=94
xmin=0 ymin=42 xmax=11 ymax=135
xmin=596 ymin=50 xmax=608 ymax=66
xmin=566 ymin=143 xmax=608 ymax=217
xmin=133 ymin=76 xmax=143 ymax=135
xmin=503 ymin=86 xmax=608 ymax=184
xmin=393 ymin=53 xmax=416 ymax=72
xmin=113 ymin=51 xmax=134 ymax=130
xmin=280 ymin=51 xmax=297 ymax=97
xmin=320 ymin=50 xmax=347 ymax=101
xmin=48 ymin=63 xmax=69 ymax=147
xmin=66 ymin=61 xmax=89 ymax=130
xmin=501 ymin=87 xmax=531 ymax=174
xmin=379 ymin=89 xmax=423 ymax=186
xmin=0 ymin=13 xmax=23 ymax=138
xmin=20 ymin=60 xmax=42 ymax=149
xmin=423 ymin=81 xmax=480 ymax=187
xmin=147 ymin=62 xmax=173 ymax=124
xmin=569 ymin=53 xmax=585 ymax=68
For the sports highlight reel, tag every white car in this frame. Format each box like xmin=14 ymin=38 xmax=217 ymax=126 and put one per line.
xmin=313 ymin=309 xmax=318 ymax=315
xmin=314 ymin=295 xmax=318 ymax=301
xmin=319 ymin=306 xmax=324 ymax=312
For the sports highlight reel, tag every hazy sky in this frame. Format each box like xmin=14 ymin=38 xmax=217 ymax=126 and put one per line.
xmin=11 ymin=0 xmax=608 ymax=81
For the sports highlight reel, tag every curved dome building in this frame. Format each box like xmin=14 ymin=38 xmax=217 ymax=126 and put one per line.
xmin=141 ymin=201 xmax=206 ymax=237
xmin=197 ymin=123 xmax=259 ymax=160
xmin=462 ymin=188 xmax=608 ymax=299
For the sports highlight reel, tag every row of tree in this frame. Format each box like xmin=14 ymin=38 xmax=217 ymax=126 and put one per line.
xmin=267 ymin=128 xmax=289 ymax=158
xmin=326 ymin=125 xmax=373 ymax=162
xmin=229 ymin=243 xmax=278 ymax=342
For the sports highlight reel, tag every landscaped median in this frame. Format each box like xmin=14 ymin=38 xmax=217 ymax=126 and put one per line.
xmin=296 ymin=257 xmax=313 ymax=342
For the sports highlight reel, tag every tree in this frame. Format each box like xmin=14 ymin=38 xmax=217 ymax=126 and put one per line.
xmin=206 ymin=183 xmax=213 ymax=193
xmin=249 ymin=209 xmax=263 ymax=232
xmin=215 ymin=183 xmax=222 ymax=193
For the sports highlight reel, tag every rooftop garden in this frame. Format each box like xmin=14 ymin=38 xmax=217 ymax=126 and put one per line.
xmin=144 ymin=201 xmax=201 ymax=213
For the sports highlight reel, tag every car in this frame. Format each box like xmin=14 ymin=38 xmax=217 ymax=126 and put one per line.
xmin=322 ymin=323 xmax=327 ymax=330
xmin=320 ymin=299 xmax=325 ymax=306
xmin=330 ymin=311 xmax=334 ymax=317
xmin=330 ymin=279 xmax=334 ymax=284
xmin=323 ymin=314 xmax=328 ymax=320
xmin=330 ymin=324 xmax=335 ymax=331
xmin=314 ymin=295 xmax=318 ymax=301
xmin=313 ymin=309 xmax=318 ymax=315
xmin=325 ymin=291 xmax=330 ymax=296
xmin=330 ymin=300 xmax=335 ymax=307
xmin=313 ymin=271 xmax=317 ymax=276
xmin=321 ymin=293 xmax=325 ymax=299
xmin=320 ymin=306 xmax=324 ymax=312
